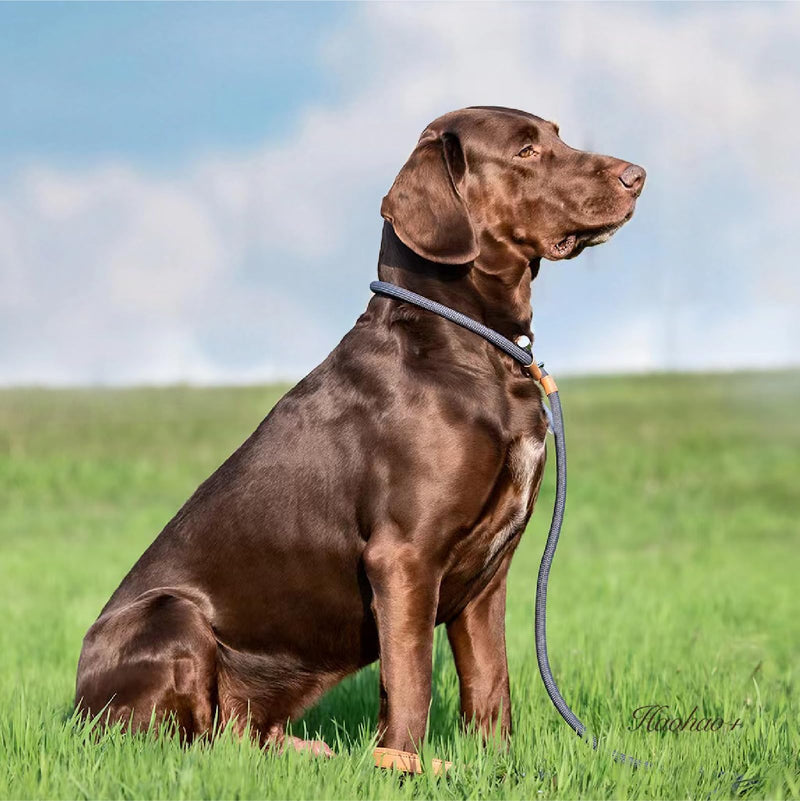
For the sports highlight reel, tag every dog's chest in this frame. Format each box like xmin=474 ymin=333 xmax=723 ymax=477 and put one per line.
xmin=484 ymin=435 xmax=546 ymax=564
xmin=438 ymin=430 xmax=545 ymax=622
xmin=438 ymin=424 xmax=545 ymax=595
xmin=434 ymin=381 xmax=550 ymax=622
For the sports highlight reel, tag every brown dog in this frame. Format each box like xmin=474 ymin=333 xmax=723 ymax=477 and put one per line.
xmin=75 ymin=106 xmax=644 ymax=755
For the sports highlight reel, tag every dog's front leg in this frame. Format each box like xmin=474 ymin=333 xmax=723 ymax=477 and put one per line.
xmin=364 ymin=540 xmax=440 ymax=753
xmin=446 ymin=552 xmax=513 ymax=742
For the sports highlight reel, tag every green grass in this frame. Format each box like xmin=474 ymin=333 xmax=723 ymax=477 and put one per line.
xmin=1 ymin=372 xmax=798 ymax=800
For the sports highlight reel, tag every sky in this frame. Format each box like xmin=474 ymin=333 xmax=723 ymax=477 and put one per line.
xmin=1 ymin=2 xmax=798 ymax=385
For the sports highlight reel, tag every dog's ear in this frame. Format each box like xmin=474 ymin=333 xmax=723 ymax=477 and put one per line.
xmin=381 ymin=131 xmax=479 ymax=265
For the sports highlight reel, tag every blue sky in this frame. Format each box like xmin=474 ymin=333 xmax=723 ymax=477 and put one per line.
xmin=1 ymin=2 xmax=798 ymax=384
xmin=0 ymin=3 xmax=345 ymax=169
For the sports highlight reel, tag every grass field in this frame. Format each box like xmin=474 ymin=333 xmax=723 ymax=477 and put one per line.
xmin=1 ymin=372 xmax=798 ymax=800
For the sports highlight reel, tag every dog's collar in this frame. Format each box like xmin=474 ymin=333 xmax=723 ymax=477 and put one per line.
xmin=369 ymin=280 xmax=557 ymax=393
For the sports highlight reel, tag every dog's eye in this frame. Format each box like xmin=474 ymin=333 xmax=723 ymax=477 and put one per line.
xmin=516 ymin=145 xmax=539 ymax=159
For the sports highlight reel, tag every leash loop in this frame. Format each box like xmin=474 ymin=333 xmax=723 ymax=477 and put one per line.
xmin=370 ymin=281 xmax=535 ymax=369
xmin=369 ymin=280 xmax=649 ymax=769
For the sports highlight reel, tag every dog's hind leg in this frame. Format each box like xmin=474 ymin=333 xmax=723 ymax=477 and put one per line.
xmin=75 ymin=590 xmax=218 ymax=741
xmin=215 ymin=645 xmax=339 ymax=756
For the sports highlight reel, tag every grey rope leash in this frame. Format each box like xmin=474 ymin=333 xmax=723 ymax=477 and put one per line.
xmin=370 ymin=280 xmax=650 ymax=770
xmin=370 ymin=281 xmax=534 ymax=366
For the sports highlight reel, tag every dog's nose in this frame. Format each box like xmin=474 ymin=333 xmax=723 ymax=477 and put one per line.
xmin=619 ymin=164 xmax=646 ymax=195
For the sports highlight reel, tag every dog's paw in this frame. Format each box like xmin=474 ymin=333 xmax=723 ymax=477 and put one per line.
xmin=286 ymin=736 xmax=335 ymax=758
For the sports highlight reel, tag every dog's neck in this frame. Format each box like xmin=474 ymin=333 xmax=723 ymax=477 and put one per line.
xmin=376 ymin=222 xmax=538 ymax=341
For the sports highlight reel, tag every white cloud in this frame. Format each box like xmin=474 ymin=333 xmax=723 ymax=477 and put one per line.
xmin=1 ymin=3 xmax=798 ymax=385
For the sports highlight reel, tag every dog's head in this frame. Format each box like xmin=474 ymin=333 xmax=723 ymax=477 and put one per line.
xmin=381 ymin=106 xmax=645 ymax=265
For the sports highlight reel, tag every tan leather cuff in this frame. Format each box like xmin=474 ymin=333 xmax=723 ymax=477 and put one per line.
xmin=373 ymin=747 xmax=452 ymax=775
xmin=540 ymin=374 xmax=558 ymax=395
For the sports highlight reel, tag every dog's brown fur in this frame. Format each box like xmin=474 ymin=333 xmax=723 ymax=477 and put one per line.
xmin=75 ymin=107 xmax=644 ymax=754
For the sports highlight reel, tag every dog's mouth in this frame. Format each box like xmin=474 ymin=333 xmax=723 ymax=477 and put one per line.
xmin=547 ymin=209 xmax=634 ymax=261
